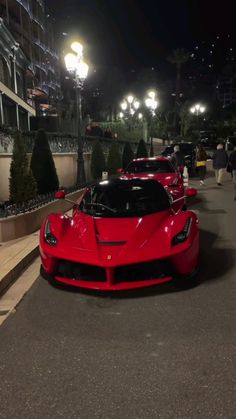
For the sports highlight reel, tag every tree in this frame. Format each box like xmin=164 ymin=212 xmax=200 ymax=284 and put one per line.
xmin=136 ymin=139 xmax=148 ymax=158
xmin=168 ymin=48 xmax=189 ymax=102
xmin=107 ymin=142 xmax=122 ymax=174
xmin=30 ymin=129 xmax=59 ymax=194
xmin=90 ymin=140 xmax=106 ymax=179
xmin=9 ymin=130 xmax=37 ymax=203
xmin=122 ymin=142 xmax=134 ymax=169
xmin=168 ymin=48 xmax=190 ymax=134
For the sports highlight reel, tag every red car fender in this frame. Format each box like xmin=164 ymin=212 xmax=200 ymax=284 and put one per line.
xmin=169 ymin=211 xmax=199 ymax=275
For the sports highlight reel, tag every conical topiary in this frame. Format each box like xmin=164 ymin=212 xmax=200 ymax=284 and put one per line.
xmin=107 ymin=142 xmax=122 ymax=175
xmin=30 ymin=129 xmax=59 ymax=194
xmin=122 ymin=141 xmax=134 ymax=169
xmin=90 ymin=140 xmax=106 ymax=179
xmin=9 ymin=130 xmax=37 ymax=203
xmin=136 ymin=139 xmax=148 ymax=158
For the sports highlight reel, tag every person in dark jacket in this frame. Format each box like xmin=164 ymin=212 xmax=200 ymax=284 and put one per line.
xmin=171 ymin=145 xmax=185 ymax=173
xmin=212 ymin=143 xmax=228 ymax=186
xmin=196 ymin=145 xmax=207 ymax=185
xmin=229 ymin=146 xmax=236 ymax=199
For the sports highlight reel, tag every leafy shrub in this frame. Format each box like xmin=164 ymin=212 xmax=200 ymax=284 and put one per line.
xmin=9 ymin=130 xmax=37 ymax=203
xmin=90 ymin=140 xmax=106 ymax=179
xmin=30 ymin=129 xmax=59 ymax=194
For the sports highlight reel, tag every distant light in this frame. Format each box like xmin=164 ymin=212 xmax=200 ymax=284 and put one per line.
xmin=119 ymin=112 xmax=124 ymax=118
xmin=133 ymin=100 xmax=140 ymax=110
xmin=64 ymin=53 xmax=77 ymax=72
xmin=62 ymin=32 xmax=68 ymax=36
xmin=147 ymin=90 xmax=156 ymax=99
xmin=138 ymin=113 xmax=143 ymax=119
xmin=120 ymin=102 xmax=127 ymax=111
xmin=130 ymin=109 xmax=135 ymax=115
xmin=71 ymin=42 xmax=83 ymax=56
xmin=127 ymin=95 xmax=134 ymax=104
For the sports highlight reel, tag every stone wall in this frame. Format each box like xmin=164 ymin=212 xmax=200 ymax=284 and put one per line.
xmin=0 ymin=152 xmax=92 ymax=202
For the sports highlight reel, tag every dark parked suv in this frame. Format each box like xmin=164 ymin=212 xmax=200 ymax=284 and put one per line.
xmin=162 ymin=142 xmax=197 ymax=175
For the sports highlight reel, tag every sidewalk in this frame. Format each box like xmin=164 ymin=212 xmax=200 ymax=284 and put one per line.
xmin=0 ymin=208 xmax=73 ymax=297
xmin=0 ymin=232 xmax=39 ymax=295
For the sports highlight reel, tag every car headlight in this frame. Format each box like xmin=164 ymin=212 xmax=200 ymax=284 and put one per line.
xmin=172 ymin=218 xmax=192 ymax=246
xmin=44 ymin=219 xmax=57 ymax=246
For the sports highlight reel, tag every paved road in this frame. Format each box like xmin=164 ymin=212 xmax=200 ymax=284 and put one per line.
xmin=0 ymin=176 xmax=236 ymax=419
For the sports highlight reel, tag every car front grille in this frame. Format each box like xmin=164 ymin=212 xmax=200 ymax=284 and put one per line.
xmin=56 ymin=260 xmax=106 ymax=282
xmin=114 ymin=259 xmax=173 ymax=283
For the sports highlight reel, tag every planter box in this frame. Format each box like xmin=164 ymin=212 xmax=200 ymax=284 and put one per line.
xmin=0 ymin=190 xmax=83 ymax=242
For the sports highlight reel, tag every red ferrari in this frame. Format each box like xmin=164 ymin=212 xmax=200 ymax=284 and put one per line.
xmin=40 ymin=178 xmax=199 ymax=291
xmin=118 ymin=157 xmax=187 ymax=212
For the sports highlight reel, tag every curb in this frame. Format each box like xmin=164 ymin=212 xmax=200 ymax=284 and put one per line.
xmin=0 ymin=245 xmax=39 ymax=297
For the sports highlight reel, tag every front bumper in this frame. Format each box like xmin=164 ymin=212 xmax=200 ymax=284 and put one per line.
xmin=41 ymin=257 xmax=174 ymax=290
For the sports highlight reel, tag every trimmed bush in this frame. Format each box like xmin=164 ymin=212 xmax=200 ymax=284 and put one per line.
xmin=136 ymin=139 xmax=148 ymax=158
xmin=9 ymin=130 xmax=37 ymax=203
xmin=122 ymin=141 xmax=134 ymax=169
xmin=107 ymin=142 xmax=122 ymax=175
xmin=30 ymin=129 xmax=59 ymax=194
xmin=91 ymin=140 xmax=106 ymax=179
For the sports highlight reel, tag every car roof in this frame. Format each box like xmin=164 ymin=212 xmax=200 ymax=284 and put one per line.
xmin=130 ymin=156 xmax=170 ymax=163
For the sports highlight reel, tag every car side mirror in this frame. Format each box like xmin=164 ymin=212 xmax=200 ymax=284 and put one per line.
xmin=55 ymin=190 xmax=66 ymax=199
xmin=117 ymin=168 xmax=124 ymax=174
xmin=185 ymin=187 xmax=197 ymax=197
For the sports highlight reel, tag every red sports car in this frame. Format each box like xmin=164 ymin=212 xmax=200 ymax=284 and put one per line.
xmin=40 ymin=178 xmax=199 ymax=291
xmin=118 ymin=157 xmax=186 ymax=212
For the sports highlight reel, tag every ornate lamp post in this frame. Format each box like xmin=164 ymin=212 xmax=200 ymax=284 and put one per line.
xmin=144 ymin=90 xmax=158 ymax=155
xmin=190 ymin=103 xmax=206 ymax=140
xmin=64 ymin=42 xmax=89 ymax=185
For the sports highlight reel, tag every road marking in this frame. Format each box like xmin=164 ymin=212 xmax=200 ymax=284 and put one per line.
xmin=0 ymin=257 xmax=40 ymax=326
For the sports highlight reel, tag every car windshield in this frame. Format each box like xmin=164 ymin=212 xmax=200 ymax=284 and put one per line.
xmin=125 ymin=160 xmax=174 ymax=174
xmin=79 ymin=179 xmax=171 ymax=218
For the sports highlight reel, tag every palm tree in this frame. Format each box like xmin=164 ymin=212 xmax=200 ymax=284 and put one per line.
xmin=168 ymin=48 xmax=190 ymax=135
xmin=168 ymin=48 xmax=190 ymax=102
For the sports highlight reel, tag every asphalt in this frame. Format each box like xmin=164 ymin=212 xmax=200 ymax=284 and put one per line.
xmin=0 ymin=174 xmax=236 ymax=419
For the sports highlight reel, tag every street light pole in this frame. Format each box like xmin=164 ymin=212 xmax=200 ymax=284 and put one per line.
xmin=190 ymin=103 xmax=206 ymax=141
xmin=64 ymin=42 xmax=89 ymax=186
xmin=144 ymin=90 xmax=158 ymax=155
xmin=75 ymin=83 xmax=86 ymax=185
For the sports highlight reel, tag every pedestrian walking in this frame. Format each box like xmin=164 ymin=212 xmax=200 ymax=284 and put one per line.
xmin=196 ymin=145 xmax=207 ymax=185
xmin=228 ymin=146 xmax=236 ymax=200
xmin=171 ymin=145 xmax=185 ymax=174
xmin=212 ymin=143 xmax=228 ymax=186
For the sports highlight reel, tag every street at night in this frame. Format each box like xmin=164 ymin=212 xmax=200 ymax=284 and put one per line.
xmin=1 ymin=0 xmax=236 ymax=418
xmin=0 ymin=175 xmax=236 ymax=419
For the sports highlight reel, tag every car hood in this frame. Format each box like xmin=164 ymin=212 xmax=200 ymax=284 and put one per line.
xmin=121 ymin=173 xmax=177 ymax=186
xmin=52 ymin=210 xmax=172 ymax=266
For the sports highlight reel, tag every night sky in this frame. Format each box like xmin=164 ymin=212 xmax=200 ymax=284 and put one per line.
xmin=48 ymin=0 xmax=235 ymax=69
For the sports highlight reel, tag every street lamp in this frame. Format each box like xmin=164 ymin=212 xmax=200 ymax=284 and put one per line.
xmin=120 ymin=94 xmax=140 ymax=117
xmin=144 ymin=90 xmax=158 ymax=155
xmin=190 ymin=103 xmax=206 ymax=139
xmin=64 ymin=42 xmax=89 ymax=185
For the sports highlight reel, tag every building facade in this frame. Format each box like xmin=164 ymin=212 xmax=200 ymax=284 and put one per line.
xmin=0 ymin=0 xmax=60 ymax=129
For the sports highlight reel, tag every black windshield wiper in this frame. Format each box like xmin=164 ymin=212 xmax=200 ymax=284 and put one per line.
xmin=84 ymin=203 xmax=117 ymax=213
